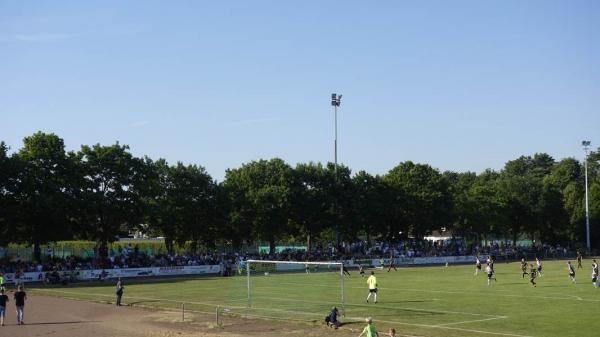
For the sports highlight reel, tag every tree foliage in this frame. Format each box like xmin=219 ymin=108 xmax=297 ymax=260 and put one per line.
xmin=1 ymin=132 xmax=599 ymax=254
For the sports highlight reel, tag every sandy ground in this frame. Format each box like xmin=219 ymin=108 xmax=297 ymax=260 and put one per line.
xmin=0 ymin=295 xmax=365 ymax=337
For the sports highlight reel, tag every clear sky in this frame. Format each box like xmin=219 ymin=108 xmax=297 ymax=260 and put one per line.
xmin=1 ymin=1 xmax=599 ymax=181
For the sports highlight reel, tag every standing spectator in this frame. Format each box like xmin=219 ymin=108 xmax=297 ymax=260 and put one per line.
xmin=115 ymin=278 xmax=124 ymax=306
xmin=0 ymin=288 xmax=8 ymax=326
xmin=14 ymin=285 xmax=26 ymax=325
xmin=46 ymin=245 xmax=53 ymax=260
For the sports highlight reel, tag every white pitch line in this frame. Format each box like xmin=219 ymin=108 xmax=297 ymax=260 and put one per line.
xmin=435 ymin=316 xmax=507 ymax=326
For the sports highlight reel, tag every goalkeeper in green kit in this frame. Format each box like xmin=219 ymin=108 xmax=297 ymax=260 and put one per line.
xmin=366 ymin=271 xmax=378 ymax=303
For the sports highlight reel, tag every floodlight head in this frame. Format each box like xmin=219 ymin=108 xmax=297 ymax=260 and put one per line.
xmin=330 ymin=93 xmax=342 ymax=106
xmin=582 ymin=140 xmax=591 ymax=147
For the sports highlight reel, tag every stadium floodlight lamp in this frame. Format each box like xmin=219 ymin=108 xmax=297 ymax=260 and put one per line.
xmin=582 ymin=140 xmax=591 ymax=147
xmin=331 ymin=93 xmax=342 ymax=106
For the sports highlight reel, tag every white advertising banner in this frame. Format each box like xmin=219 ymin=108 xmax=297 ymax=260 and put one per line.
xmin=3 ymin=265 xmax=222 ymax=284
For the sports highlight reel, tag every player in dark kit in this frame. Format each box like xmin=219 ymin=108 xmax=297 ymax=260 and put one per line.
xmin=387 ymin=254 xmax=397 ymax=272
xmin=521 ymin=258 xmax=528 ymax=279
xmin=529 ymin=264 xmax=537 ymax=287
xmin=342 ymin=263 xmax=351 ymax=277
xmin=567 ymin=261 xmax=576 ymax=284
xmin=487 ymin=256 xmax=497 ymax=282
xmin=359 ymin=265 xmax=365 ymax=278
xmin=577 ymin=251 xmax=583 ymax=269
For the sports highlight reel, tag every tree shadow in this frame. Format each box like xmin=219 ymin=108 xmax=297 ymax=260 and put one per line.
xmin=22 ymin=320 xmax=100 ymax=325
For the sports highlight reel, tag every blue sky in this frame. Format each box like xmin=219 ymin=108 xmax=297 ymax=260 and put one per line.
xmin=1 ymin=1 xmax=599 ymax=180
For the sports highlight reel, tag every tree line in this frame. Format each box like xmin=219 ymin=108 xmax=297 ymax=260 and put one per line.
xmin=0 ymin=132 xmax=598 ymax=260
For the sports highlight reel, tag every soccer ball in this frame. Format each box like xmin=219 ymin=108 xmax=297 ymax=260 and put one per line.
xmin=264 ymin=272 xmax=270 ymax=276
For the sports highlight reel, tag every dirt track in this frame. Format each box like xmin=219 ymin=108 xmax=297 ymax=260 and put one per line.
xmin=0 ymin=295 xmax=361 ymax=337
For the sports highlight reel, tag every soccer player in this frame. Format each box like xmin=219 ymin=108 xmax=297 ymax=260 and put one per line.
xmin=305 ymin=263 xmax=310 ymax=274
xmin=577 ymin=251 xmax=583 ymax=269
xmin=359 ymin=264 xmax=365 ymax=278
xmin=567 ymin=261 xmax=576 ymax=284
xmin=0 ymin=288 xmax=8 ymax=326
xmin=529 ymin=264 xmax=537 ymax=287
xmin=521 ymin=258 xmax=528 ymax=279
xmin=536 ymin=257 xmax=543 ymax=277
xmin=486 ymin=263 xmax=494 ymax=286
xmin=387 ymin=253 xmax=397 ymax=272
xmin=358 ymin=317 xmax=379 ymax=337
xmin=0 ymin=273 xmax=5 ymax=292
xmin=475 ymin=257 xmax=481 ymax=276
xmin=366 ymin=271 xmax=378 ymax=303
xmin=487 ymin=257 xmax=497 ymax=282
xmin=326 ymin=306 xmax=340 ymax=329
xmin=592 ymin=260 xmax=599 ymax=288
xmin=13 ymin=285 xmax=26 ymax=325
xmin=342 ymin=263 xmax=351 ymax=277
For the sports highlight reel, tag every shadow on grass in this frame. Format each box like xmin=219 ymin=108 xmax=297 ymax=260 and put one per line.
xmin=339 ymin=320 xmax=364 ymax=327
xmin=128 ymin=299 xmax=162 ymax=305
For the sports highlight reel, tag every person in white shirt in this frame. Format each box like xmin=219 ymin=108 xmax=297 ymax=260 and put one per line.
xmin=486 ymin=264 xmax=493 ymax=285
xmin=592 ymin=260 xmax=599 ymax=288
xmin=567 ymin=261 xmax=576 ymax=284
xmin=536 ymin=258 xmax=543 ymax=277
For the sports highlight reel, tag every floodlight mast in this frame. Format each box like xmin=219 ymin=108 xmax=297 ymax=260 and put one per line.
xmin=331 ymin=93 xmax=342 ymax=175
xmin=582 ymin=140 xmax=591 ymax=251
xmin=331 ymin=93 xmax=342 ymax=247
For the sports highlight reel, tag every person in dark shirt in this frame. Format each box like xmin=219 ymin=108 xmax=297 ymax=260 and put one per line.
xmin=529 ymin=264 xmax=537 ymax=287
xmin=326 ymin=306 xmax=340 ymax=329
xmin=577 ymin=251 xmax=583 ymax=269
xmin=115 ymin=278 xmax=124 ymax=306
xmin=521 ymin=259 xmax=528 ymax=279
xmin=387 ymin=254 xmax=397 ymax=272
xmin=14 ymin=285 xmax=26 ymax=325
xmin=0 ymin=288 xmax=8 ymax=326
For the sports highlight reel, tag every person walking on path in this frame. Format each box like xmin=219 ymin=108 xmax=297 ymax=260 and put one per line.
xmin=115 ymin=278 xmax=124 ymax=306
xmin=0 ymin=288 xmax=8 ymax=326
xmin=14 ymin=285 xmax=26 ymax=325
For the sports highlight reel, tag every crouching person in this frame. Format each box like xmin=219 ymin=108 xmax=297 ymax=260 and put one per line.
xmin=325 ymin=307 xmax=341 ymax=329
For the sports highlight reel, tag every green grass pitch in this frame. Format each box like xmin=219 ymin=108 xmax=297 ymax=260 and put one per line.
xmin=31 ymin=259 xmax=599 ymax=337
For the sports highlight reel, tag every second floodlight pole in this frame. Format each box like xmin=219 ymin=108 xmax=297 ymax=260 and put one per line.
xmin=331 ymin=93 xmax=342 ymax=247
xmin=582 ymin=140 xmax=591 ymax=251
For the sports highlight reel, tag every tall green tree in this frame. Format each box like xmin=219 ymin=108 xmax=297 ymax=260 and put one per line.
xmin=291 ymin=162 xmax=332 ymax=250
xmin=11 ymin=132 xmax=77 ymax=260
xmin=0 ymin=142 xmax=15 ymax=245
xmin=223 ymin=158 xmax=294 ymax=254
xmin=77 ymin=143 xmax=147 ymax=258
xmin=383 ymin=161 xmax=452 ymax=238
xmin=168 ymin=162 xmax=216 ymax=252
